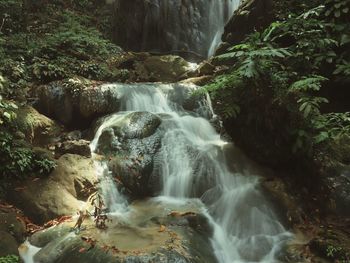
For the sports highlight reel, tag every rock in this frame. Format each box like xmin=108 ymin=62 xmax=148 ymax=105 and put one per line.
xmin=0 ymin=210 xmax=26 ymax=257
xmin=197 ymin=61 xmax=216 ymax=76
xmin=220 ymin=0 xmax=274 ymax=50
xmin=111 ymin=0 xmax=234 ymax=58
xmin=30 ymin=224 xmax=72 ymax=248
xmin=95 ymin=112 xmax=163 ymax=197
xmin=322 ymin=168 xmax=350 ymax=216
xmin=261 ymin=177 xmax=305 ymax=225
xmin=0 ymin=231 xmax=19 ymax=257
xmin=34 ymin=77 xmax=120 ymax=128
xmin=0 ymin=211 xmax=26 ymax=243
xmin=180 ymin=76 xmax=213 ymax=86
xmin=56 ymin=140 xmax=91 ymax=158
xmin=113 ymin=52 xmax=194 ymax=82
xmin=7 ymin=154 xmax=98 ymax=224
xmin=35 ymin=80 xmax=204 ymax=129
xmin=309 ymin=225 xmax=350 ymax=262
xmin=64 ymin=130 xmax=82 ymax=141
xmin=14 ymin=105 xmax=62 ymax=146
xmin=133 ymin=55 xmax=192 ymax=82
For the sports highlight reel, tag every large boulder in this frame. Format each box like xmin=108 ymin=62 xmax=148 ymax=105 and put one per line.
xmin=34 ymin=78 xmax=202 ymax=128
xmin=219 ymin=0 xmax=274 ymax=53
xmin=111 ymin=52 xmax=194 ymax=82
xmin=133 ymin=55 xmax=192 ymax=82
xmin=7 ymin=154 xmax=98 ymax=224
xmin=55 ymin=140 xmax=91 ymax=158
xmin=34 ymin=78 xmax=120 ymax=128
xmin=14 ymin=105 xmax=62 ymax=146
xmin=94 ymin=111 xmax=163 ymax=197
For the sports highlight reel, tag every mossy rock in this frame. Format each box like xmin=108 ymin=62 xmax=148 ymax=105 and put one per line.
xmin=14 ymin=106 xmax=62 ymax=146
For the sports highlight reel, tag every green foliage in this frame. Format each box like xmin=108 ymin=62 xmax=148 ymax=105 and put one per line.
xmin=0 ymin=0 xmax=23 ymax=34
xmin=0 ymin=3 xmax=122 ymax=91
xmin=205 ymin=1 xmax=350 ymax=163
xmin=324 ymin=0 xmax=350 ymax=21
xmin=0 ymin=95 xmax=18 ymax=126
xmin=326 ymin=244 xmax=350 ymax=262
xmin=0 ymin=131 xmax=56 ymax=178
xmin=0 ymin=255 xmax=19 ymax=263
xmin=0 ymin=90 xmax=55 ymax=180
xmin=290 ymin=76 xmax=328 ymax=92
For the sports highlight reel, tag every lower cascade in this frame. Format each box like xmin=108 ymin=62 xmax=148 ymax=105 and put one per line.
xmin=21 ymin=83 xmax=291 ymax=263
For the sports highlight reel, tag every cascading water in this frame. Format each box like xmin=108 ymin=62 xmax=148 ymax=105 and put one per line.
xmin=90 ymin=83 xmax=292 ymax=262
xmin=113 ymin=0 xmax=240 ymax=58
xmin=208 ymin=0 xmax=241 ymax=57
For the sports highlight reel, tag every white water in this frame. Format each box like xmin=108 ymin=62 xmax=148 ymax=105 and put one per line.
xmin=19 ymin=241 xmax=41 ymax=263
xmin=208 ymin=0 xmax=241 ymax=57
xmin=90 ymin=114 xmax=130 ymax=216
xmin=115 ymin=0 xmax=241 ymax=58
xmin=91 ymin=83 xmax=292 ymax=262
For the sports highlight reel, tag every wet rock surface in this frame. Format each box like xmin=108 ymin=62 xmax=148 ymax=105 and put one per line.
xmin=221 ymin=0 xmax=274 ymax=49
xmin=95 ymin=111 xmax=163 ymax=197
xmin=7 ymin=154 xmax=97 ymax=224
xmin=27 ymin=199 xmax=217 ymax=263
xmin=112 ymin=0 xmax=235 ymax=58
xmin=34 ymin=78 xmax=120 ymax=128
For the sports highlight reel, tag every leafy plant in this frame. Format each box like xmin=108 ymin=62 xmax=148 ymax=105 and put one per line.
xmin=0 ymin=255 xmax=19 ymax=263
xmin=0 ymin=132 xmax=56 ymax=178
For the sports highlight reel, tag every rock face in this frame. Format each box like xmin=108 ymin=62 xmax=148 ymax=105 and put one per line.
xmin=7 ymin=154 xmax=98 ymax=224
xmin=323 ymin=169 xmax=350 ymax=216
xmin=219 ymin=0 xmax=274 ymax=52
xmin=55 ymin=140 xmax=91 ymax=158
xmin=113 ymin=52 xmax=194 ymax=82
xmin=133 ymin=55 xmax=192 ymax=82
xmin=95 ymin=112 xmax=163 ymax=197
xmin=0 ymin=210 xmax=26 ymax=257
xmin=112 ymin=0 xmax=237 ymax=58
xmin=14 ymin=105 xmax=62 ymax=146
xmin=34 ymin=78 xmax=120 ymax=128
xmin=34 ymin=72 xmax=197 ymax=128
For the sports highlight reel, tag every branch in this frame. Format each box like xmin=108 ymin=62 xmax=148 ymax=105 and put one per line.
xmin=0 ymin=17 xmax=6 ymax=33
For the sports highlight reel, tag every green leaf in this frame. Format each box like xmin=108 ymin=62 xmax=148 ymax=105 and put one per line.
xmin=3 ymin=112 xmax=11 ymax=120
xmin=314 ymin=131 xmax=329 ymax=143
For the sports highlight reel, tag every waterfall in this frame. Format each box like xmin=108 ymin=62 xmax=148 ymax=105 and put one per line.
xmin=91 ymin=83 xmax=292 ymax=262
xmin=113 ymin=0 xmax=241 ymax=58
xmin=208 ymin=0 xmax=241 ymax=57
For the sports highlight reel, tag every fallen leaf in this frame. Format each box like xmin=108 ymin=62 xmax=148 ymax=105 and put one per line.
xmin=79 ymin=247 xmax=86 ymax=253
xmin=159 ymin=225 xmax=166 ymax=232
xmin=14 ymin=187 xmax=27 ymax=192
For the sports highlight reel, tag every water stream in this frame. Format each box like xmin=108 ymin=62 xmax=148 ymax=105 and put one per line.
xmin=89 ymin=83 xmax=292 ymax=262
xmin=114 ymin=0 xmax=241 ymax=58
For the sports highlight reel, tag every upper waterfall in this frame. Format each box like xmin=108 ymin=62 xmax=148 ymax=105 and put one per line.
xmin=112 ymin=0 xmax=240 ymax=58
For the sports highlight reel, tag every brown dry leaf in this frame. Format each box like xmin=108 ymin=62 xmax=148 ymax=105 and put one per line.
xmin=14 ymin=187 xmax=27 ymax=192
xmin=32 ymin=178 xmax=40 ymax=182
xmin=159 ymin=225 xmax=166 ymax=232
xmin=0 ymin=203 xmax=14 ymax=209
xmin=78 ymin=247 xmax=86 ymax=253
xmin=168 ymin=211 xmax=181 ymax=217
